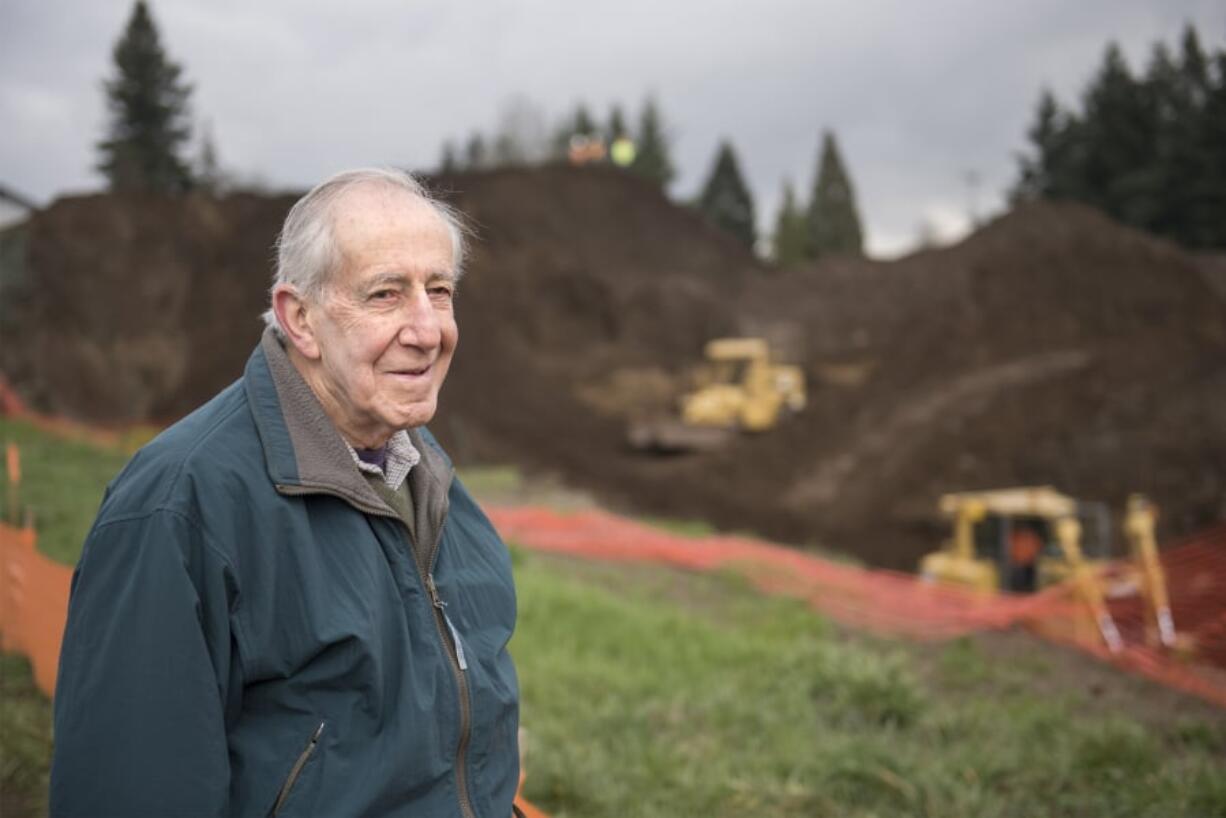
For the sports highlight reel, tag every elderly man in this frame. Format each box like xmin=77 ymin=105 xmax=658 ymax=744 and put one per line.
xmin=50 ymin=168 xmax=520 ymax=817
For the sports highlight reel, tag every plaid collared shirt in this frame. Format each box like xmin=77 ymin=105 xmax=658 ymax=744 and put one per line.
xmin=345 ymin=430 xmax=420 ymax=491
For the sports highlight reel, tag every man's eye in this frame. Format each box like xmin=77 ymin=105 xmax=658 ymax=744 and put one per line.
xmin=429 ymin=286 xmax=454 ymax=299
xmin=370 ymin=289 xmax=397 ymax=301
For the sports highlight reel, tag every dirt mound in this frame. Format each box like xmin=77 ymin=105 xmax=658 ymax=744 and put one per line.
xmin=0 ymin=192 xmax=296 ymax=421
xmin=2 ymin=170 xmax=1224 ymax=570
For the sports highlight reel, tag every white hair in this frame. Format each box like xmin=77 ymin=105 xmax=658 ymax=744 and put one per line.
xmin=262 ymin=167 xmax=468 ymax=335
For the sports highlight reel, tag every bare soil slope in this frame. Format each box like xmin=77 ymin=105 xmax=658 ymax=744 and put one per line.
xmin=2 ymin=167 xmax=1223 ymax=569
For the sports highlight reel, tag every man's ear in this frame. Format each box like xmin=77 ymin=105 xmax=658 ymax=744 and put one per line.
xmin=272 ymin=284 xmax=323 ymax=360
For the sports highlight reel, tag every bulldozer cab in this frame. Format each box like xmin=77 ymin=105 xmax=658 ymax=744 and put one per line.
xmin=703 ymin=339 xmax=768 ymax=383
xmin=627 ymin=337 xmax=805 ymax=453
xmin=970 ymin=514 xmax=1053 ymax=592
xmin=926 ymin=487 xmax=1113 ymax=593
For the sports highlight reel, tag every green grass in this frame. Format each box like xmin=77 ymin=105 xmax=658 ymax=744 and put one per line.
xmin=456 ymin=464 xmax=524 ymax=497
xmin=0 ymin=654 xmax=53 ymax=818
xmin=2 ymin=420 xmax=1225 ymax=817
xmin=514 ymin=556 xmax=1226 ymax=818
xmin=639 ymin=515 xmax=718 ymax=538
xmin=1 ymin=418 xmax=129 ymax=565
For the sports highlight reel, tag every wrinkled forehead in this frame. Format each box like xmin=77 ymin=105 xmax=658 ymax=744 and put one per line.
xmin=331 ymin=186 xmax=451 ymax=246
xmin=329 ymin=183 xmax=455 ymax=271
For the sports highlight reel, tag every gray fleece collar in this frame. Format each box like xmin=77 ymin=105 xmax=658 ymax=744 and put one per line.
xmin=253 ymin=327 xmax=453 ymax=517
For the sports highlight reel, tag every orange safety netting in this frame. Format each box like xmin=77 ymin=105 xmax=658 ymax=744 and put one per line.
xmin=488 ymin=506 xmax=1049 ymax=639
xmin=1 ymin=375 xmax=145 ymax=451
xmin=0 ymin=522 xmax=72 ymax=696
xmin=487 ymin=505 xmax=1226 ymax=708
xmin=1027 ymin=524 xmax=1226 ymax=707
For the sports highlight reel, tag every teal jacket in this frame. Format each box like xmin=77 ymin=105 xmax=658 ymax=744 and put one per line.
xmin=51 ymin=331 xmax=520 ymax=817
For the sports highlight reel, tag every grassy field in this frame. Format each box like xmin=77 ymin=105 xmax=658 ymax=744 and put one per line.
xmin=0 ymin=418 xmax=130 ymax=564
xmin=2 ymin=418 xmax=1225 ymax=817
xmin=514 ymin=555 xmax=1226 ymax=818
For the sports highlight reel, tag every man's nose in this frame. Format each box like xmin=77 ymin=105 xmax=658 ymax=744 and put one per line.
xmin=396 ymin=287 xmax=442 ymax=349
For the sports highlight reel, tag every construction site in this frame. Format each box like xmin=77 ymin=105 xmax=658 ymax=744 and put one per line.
xmin=4 ymin=165 xmax=1225 ymax=564
xmin=2 ymin=164 xmax=1226 ymax=816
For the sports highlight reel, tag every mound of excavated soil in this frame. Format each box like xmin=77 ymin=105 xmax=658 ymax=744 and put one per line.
xmin=0 ymin=191 xmax=297 ymax=421
xmin=2 ymin=168 xmax=1224 ymax=570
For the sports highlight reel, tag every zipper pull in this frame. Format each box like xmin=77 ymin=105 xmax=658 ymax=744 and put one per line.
xmin=444 ymin=610 xmax=468 ymax=671
xmin=426 ymin=573 xmax=446 ymax=609
xmin=427 ymin=573 xmax=467 ymax=670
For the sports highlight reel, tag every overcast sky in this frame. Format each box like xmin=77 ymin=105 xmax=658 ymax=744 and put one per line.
xmin=2 ymin=1 xmax=1223 ymax=257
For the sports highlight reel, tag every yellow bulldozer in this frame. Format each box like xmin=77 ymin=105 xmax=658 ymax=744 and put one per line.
xmin=920 ymin=487 xmax=1175 ymax=653
xmin=627 ymin=337 xmax=806 ymax=453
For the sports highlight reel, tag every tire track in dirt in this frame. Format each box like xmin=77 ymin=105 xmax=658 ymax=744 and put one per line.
xmin=786 ymin=349 xmax=1094 ymax=506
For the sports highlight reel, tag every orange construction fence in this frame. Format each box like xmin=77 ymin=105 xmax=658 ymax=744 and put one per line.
xmin=3 ymin=486 xmax=1226 ymax=714
xmin=0 ymin=521 xmax=72 ymax=696
xmin=5 ymin=503 xmax=1224 ymax=709
xmin=487 ymin=505 xmax=1226 ymax=709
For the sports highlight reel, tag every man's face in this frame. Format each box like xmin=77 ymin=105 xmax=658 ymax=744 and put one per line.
xmin=305 ymin=186 xmax=458 ymax=446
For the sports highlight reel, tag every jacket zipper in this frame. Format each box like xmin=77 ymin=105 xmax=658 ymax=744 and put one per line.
xmin=420 ymin=491 xmax=478 ymax=818
xmin=270 ymin=721 xmax=325 ymax=817
xmin=275 ymin=479 xmax=475 ymax=818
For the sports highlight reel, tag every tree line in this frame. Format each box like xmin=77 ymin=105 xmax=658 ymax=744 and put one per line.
xmin=436 ymin=96 xmax=675 ymax=191
xmin=1014 ymin=24 xmax=1226 ymax=250
xmin=696 ymin=133 xmax=864 ymax=263
xmin=99 ymin=3 xmax=1219 ymax=262
xmin=96 ymin=1 xmax=232 ymax=195
xmin=443 ymin=100 xmax=866 ymax=264
xmin=93 ymin=0 xmax=868 ymax=264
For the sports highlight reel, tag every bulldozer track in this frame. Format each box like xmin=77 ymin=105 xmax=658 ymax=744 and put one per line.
xmin=787 ymin=349 xmax=1093 ymax=506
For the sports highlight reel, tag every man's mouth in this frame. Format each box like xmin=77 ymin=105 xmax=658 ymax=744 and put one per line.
xmin=388 ymin=363 xmax=432 ymax=378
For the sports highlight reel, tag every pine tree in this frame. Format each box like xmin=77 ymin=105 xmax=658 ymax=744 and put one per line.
xmin=807 ymin=131 xmax=864 ymax=258
xmin=465 ymin=133 xmax=488 ymax=170
xmin=572 ymin=104 xmax=597 ymax=137
xmin=551 ymin=104 xmax=598 ymax=159
xmin=1200 ymin=50 xmax=1226 ymax=249
xmin=1015 ymin=89 xmax=1083 ymax=201
xmin=631 ymin=96 xmax=675 ymax=190
xmin=97 ymin=1 xmax=194 ymax=193
xmin=439 ymin=141 xmax=459 ymax=173
xmin=492 ymin=96 xmax=550 ymax=167
xmin=1079 ymin=43 xmax=1160 ymax=226
xmin=195 ymin=120 xmax=223 ymax=195
xmin=606 ymin=104 xmax=628 ymax=143
xmin=772 ymin=181 xmax=808 ymax=267
xmin=697 ymin=140 xmax=755 ymax=249
xmin=1168 ymin=26 xmax=1221 ymax=248
xmin=1012 ymin=24 xmax=1226 ymax=250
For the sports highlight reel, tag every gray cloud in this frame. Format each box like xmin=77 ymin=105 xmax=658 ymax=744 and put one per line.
xmin=2 ymin=0 xmax=1222 ymax=255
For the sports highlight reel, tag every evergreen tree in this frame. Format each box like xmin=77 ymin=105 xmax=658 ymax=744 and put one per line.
xmin=772 ymin=181 xmax=808 ymax=267
xmin=631 ymin=96 xmax=675 ymax=190
xmin=97 ymin=0 xmax=194 ymax=193
xmin=697 ymin=140 xmax=756 ymax=249
xmin=1147 ymin=41 xmax=1197 ymax=240
xmin=1015 ymin=89 xmax=1083 ymax=201
xmin=807 ymin=131 xmax=864 ymax=258
xmin=1201 ymin=50 xmax=1226 ymax=249
xmin=465 ymin=133 xmax=488 ymax=169
xmin=1013 ymin=24 xmax=1226 ymax=250
xmin=606 ymin=104 xmax=628 ymax=143
xmin=551 ymin=104 xmax=599 ymax=159
xmin=492 ymin=96 xmax=550 ymax=167
xmin=439 ymin=140 xmax=459 ymax=173
xmin=491 ymin=133 xmax=518 ymax=167
xmin=195 ymin=120 xmax=223 ymax=195
xmin=1167 ymin=26 xmax=1222 ymax=248
xmin=1079 ymin=43 xmax=1160 ymax=225
xmin=572 ymin=104 xmax=597 ymax=137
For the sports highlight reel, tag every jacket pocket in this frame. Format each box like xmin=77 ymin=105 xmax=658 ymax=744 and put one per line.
xmin=269 ymin=721 xmax=326 ymax=817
